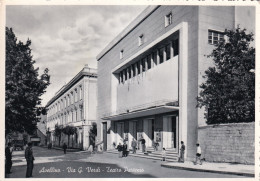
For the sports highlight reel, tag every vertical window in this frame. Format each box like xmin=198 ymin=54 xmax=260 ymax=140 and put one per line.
xmin=120 ymin=71 xmax=124 ymax=83
xmin=142 ymin=59 xmax=146 ymax=72
xmin=75 ymin=109 xmax=77 ymax=122
xmin=132 ymin=64 xmax=136 ymax=77
xmin=71 ymin=92 xmax=74 ymax=104
xmin=74 ymin=89 xmax=77 ymax=102
xmin=120 ymin=50 xmax=124 ymax=59
xmin=173 ymin=39 xmax=179 ymax=56
xmin=138 ymin=34 xmax=144 ymax=46
xmin=159 ymin=48 xmax=164 ymax=64
xmin=124 ymin=69 xmax=127 ymax=81
xmin=80 ymin=86 xmax=82 ymax=100
xmin=147 ymin=54 xmax=151 ymax=69
xmin=166 ymin=44 xmax=171 ymax=60
xmin=153 ymin=52 xmax=158 ymax=66
xmin=165 ymin=12 xmax=172 ymax=27
xmin=137 ymin=62 xmax=140 ymax=75
xmin=208 ymin=30 xmax=224 ymax=45
xmin=128 ymin=67 xmax=131 ymax=79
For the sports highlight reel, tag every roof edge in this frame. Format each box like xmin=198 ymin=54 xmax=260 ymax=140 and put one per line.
xmin=96 ymin=5 xmax=160 ymax=61
xmin=45 ymin=65 xmax=97 ymax=108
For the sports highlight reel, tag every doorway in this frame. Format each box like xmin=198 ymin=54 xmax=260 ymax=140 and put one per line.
xmin=163 ymin=115 xmax=178 ymax=150
xmin=116 ymin=122 xmax=124 ymax=144
xmin=143 ymin=119 xmax=154 ymax=147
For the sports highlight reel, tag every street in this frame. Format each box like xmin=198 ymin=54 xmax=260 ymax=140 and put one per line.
xmin=7 ymin=146 xmax=247 ymax=178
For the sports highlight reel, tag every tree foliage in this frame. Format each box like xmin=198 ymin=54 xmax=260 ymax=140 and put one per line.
xmin=62 ymin=125 xmax=77 ymax=148
xmin=54 ymin=124 xmax=63 ymax=146
xmin=197 ymin=26 xmax=255 ymax=124
xmin=5 ymin=27 xmax=50 ymax=135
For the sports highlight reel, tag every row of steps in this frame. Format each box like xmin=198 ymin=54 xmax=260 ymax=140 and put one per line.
xmin=106 ymin=147 xmax=179 ymax=162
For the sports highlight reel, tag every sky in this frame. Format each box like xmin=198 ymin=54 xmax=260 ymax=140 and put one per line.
xmin=6 ymin=5 xmax=147 ymax=106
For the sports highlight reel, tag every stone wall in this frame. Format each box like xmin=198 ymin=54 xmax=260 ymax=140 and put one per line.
xmin=198 ymin=122 xmax=254 ymax=164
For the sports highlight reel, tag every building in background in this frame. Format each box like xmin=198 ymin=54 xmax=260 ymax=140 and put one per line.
xmin=96 ymin=5 xmax=255 ymax=160
xmin=46 ymin=65 xmax=97 ymax=150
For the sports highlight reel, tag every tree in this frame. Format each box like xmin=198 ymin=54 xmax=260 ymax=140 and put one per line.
xmin=5 ymin=27 xmax=50 ymax=135
xmin=54 ymin=124 xmax=63 ymax=147
xmin=197 ymin=26 xmax=255 ymax=124
xmin=62 ymin=125 xmax=77 ymax=148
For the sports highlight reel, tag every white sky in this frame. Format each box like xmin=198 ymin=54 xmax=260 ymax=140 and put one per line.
xmin=6 ymin=5 xmax=147 ymax=106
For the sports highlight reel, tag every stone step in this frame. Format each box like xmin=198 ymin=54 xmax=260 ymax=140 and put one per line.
xmin=106 ymin=149 xmax=178 ymax=162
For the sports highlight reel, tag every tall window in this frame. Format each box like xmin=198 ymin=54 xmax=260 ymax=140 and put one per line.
xmin=127 ymin=67 xmax=131 ymax=79
xmin=75 ymin=109 xmax=77 ymax=122
xmin=79 ymin=86 xmax=82 ymax=100
xmin=165 ymin=12 xmax=172 ymax=27
xmin=137 ymin=62 xmax=140 ymax=75
xmin=75 ymin=89 xmax=77 ymax=102
xmin=141 ymin=59 xmax=146 ymax=72
xmin=208 ymin=30 xmax=224 ymax=45
xmin=159 ymin=48 xmax=164 ymax=64
xmin=147 ymin=54 xmax=152 ymax=69
xmin=71 ymin=92 xmax=74 ymax=104
xmin=173 ymin=39 xmax=179 ymax=56
xmin=166 ymin=44 xmax=171 ymax=60
xmin=132 ymin=64 xmax=136 ymax=77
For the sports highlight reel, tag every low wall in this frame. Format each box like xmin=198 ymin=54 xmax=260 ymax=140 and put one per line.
xmin=198 ymin=122 xmax=254 ymax=164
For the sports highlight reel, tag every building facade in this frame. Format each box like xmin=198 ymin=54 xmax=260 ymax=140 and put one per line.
xmin=96 ymin=6 xmax=255 ymax=159
xmin=46 ymin=65 xmax=97 ymax=150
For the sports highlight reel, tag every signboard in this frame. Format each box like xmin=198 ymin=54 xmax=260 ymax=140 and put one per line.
xmin=30 ymin=137 xmax=40 ymax=142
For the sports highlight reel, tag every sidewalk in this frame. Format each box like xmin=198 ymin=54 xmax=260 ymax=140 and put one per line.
xmin=161 ymin=161 xmax=254 ymax=177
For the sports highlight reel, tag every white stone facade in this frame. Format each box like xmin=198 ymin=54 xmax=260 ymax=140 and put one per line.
xmin=46 ymin=65 xmax=97 ymax=150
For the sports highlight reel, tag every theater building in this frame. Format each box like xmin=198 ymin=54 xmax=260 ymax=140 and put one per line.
xmin=46 ymin=65 xmax=97 ymax=150
xmin=96 ymin=6 xmax=254 ymax=159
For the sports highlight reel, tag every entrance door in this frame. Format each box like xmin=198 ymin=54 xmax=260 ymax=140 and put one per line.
xmin=102 ymin=122 xmax=107 ymax=151
xmin=163 ymin=115 xmax=178 ymax=150
xmin=143 ymin=119 xmax=154 ymax=147
xmin=129 ymin=121 xmax=137 ymax=141
xmin=117 ymin=122 xmax=124 ymax=144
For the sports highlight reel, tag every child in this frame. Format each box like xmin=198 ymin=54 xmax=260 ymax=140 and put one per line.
xmin=161 ymin=148 xmax=166 ymax=161
xmin=194 ymin=143 xmax=202 ymax=165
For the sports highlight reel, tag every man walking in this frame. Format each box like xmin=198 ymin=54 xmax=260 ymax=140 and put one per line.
xmin=25 ymin=142 xmax=34 ymax=178
xmin=5 ymin=142 xmax=12 ymax=174
xmin=178 ymin=141 xmax=185 ymax=163
xmin=131 ymin=138 xmax=137 ymax=154
xmin=63 ymin=143 xmax=67 ymax=154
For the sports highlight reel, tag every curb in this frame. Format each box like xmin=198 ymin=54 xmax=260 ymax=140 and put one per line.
xmin=161 ymin=164 xmax=254 ymax=177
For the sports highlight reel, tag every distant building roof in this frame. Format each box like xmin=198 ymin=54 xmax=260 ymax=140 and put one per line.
xmin=45 ymin=65 xmax=97 ymax=107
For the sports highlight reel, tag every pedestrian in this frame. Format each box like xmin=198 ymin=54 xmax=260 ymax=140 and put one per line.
xmin=131 ymin=138 xmax=137 ymax=154
xmin=5 ymin=142 xmax=12 ymax=174
xmin=122 ymin=141 xmax=128 ymax=157
xmin=152 ymin=140 xmax=159 ymax=151
xmin=194 ymin=143 xmax=202 ymax=165
xmin=63 ymin=143 xmax=67 ymax=154
xmin=140 ymin=136 xmax=146 ymax=152
xmin=178 ymin=141 xmax=185 ymax=163
xmin=25 ymin=142 xmax=34 ymax=178
xmin=161 ymin=148 xmax=166 ymax=161
xmin=116 ymin=143 xmax=123 ymax=158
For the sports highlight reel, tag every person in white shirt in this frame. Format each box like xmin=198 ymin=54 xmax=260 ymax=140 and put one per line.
xmin=161 ymin=148 xmax=166 ymax=161
xmin=194 ymin=143 xmax=202 ymax=165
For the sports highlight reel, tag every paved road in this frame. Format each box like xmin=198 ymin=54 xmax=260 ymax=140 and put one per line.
xmin=6 ymin=146 xmax=247 ymax=178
